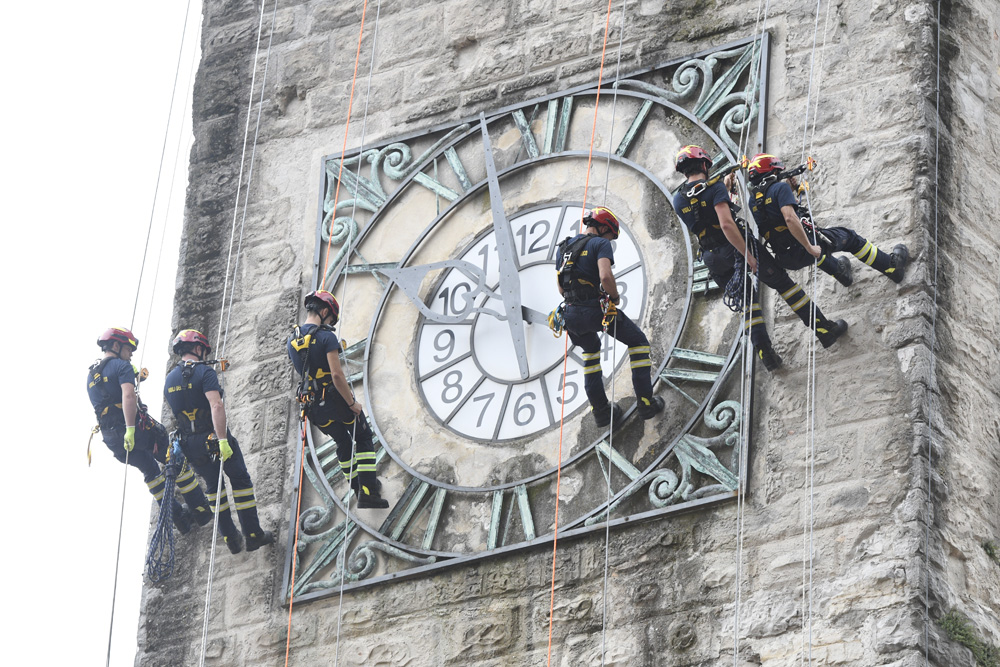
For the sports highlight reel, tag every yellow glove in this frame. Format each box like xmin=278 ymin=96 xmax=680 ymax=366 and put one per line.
xmin=218 ymin=438 xmax=233 ymax=462
xmin=124 ymin=426 xmax=136 ymax=452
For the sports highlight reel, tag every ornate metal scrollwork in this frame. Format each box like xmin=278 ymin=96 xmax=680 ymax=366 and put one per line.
xmin=615 ymin=40 xmax=763 ymax=157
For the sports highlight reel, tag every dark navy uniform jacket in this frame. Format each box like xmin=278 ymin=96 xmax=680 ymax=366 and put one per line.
xmin=287 ymin=323 xmax=342 ymax=386
xmin=750 ymin=180 xmax=799 ymax=248
xmin=87 ymin=358 xmax=136 ymax=424
xmin=672 ymin=180 xmax=731 ymax=249
xmin=556 ymin=233 xmax=614 ymax=305
xmin=164 ymin=363 xmax=222 ymax=433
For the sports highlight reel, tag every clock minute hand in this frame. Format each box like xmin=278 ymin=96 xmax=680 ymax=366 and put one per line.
xmin=479 ymin=113 xmax=530 ymax=381
xmin=377 ymin=260 xmax=506 ymax=325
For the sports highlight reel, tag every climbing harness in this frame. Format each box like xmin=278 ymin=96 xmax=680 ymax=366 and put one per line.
xmin=145 ymin=434 xmax=184 ymax=583
xmin=555 ymin=234 xmax=603 ymax=304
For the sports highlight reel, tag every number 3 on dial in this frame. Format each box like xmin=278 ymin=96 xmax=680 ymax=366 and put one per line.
xmin=415 ymin=203 xmax=647 ymax=442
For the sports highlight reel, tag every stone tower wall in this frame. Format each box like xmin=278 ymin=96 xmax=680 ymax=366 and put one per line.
xmin=136 ymin=0 xmax=999 ymax=665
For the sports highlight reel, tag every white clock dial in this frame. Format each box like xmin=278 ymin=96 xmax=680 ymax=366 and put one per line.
xmin=415 ymin=203 xmax=647 ymax=442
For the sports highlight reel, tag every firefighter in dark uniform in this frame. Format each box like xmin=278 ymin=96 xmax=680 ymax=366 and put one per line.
xmin=287 ymin=290 xmax=388 ymax=509
xmin=87 ymin=327 xmax=212 ymax=534
xmin=672 ymin=145 xmax=848 ymax=358
xmin=555 ymin=207 xmax=665 ymax=427
xmin=746 ymin=153 xmax=909 ymax=287
xmin=163 ymin=329 xmax=275 ymax=554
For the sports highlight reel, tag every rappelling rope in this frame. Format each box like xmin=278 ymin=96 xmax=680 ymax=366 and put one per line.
xmin=284 ymin=417 xmax=310 ymax=667
xmin=731 ymin=0 xmax=771 ymax=661
xmin=105 ymin=2 xmax=196 ymax=665
xmin=924 ymin=2 xmax=942 ymax=663
xmin=318 ymin=0 xmax=377 ymax=294
xmin=546 ymin=0 xmax=618 ymax=664
xmin=333 ymin=4 xmax=383 ymax=665
xmin=274 ymin=1 xmax=381 ymax=665
xmin=198 ymin=2 xmax=278 ymax=666
xmin=795 ymin=0 xmax=828 ymax=662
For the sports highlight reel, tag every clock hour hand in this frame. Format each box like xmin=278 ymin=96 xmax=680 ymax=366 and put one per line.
xmin=377 ymin=261 xmax=506 ymax=325
xmin=480 ymin=113 xmax=530 ymax=380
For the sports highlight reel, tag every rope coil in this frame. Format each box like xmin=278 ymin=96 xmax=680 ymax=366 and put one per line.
xmin=145 ymin=440 xmax=183 ymax=583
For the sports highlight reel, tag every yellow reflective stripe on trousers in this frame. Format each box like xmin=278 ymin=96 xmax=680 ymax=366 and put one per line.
xmin=853 ymin=241 xmax=876 ymax=265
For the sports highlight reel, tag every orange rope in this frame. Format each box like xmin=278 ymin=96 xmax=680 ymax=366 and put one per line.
xmin=319 ymin=0 xmax=371 ymax=291
xmin=546 ymin=3 xmax=616 ymax=663
xmin=577 ymin=0 xmax=617 ymax=225
xmin=284 ymin=417 xmax=310 ymax=666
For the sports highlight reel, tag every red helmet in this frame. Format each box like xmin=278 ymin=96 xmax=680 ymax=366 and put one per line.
xmin=172 ymin=329 xmax=212 ymax=355
xmin=675 ymin=145 xmax=713 ymax=172
xmin=304 ymin=290 xmax=340 ymax=323
xmin=585 ymin=207 xmax=621 ymax=239
xmin=747 ymin=154 xmax=784 ymax=183
xmin=97 ymin=327 xmax=138 ymax=350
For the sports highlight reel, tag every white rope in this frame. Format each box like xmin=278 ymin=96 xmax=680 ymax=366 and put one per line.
xmin=599 ymin=315 xmax=619 ymax=666
xmin=130 ymin=0 xmax=196 ymax=332
xmin=198 ymin=1 xmax=278 ymax=663
xmin=219 ymin=0 xmax=280 ymax=361
xmin=198 ymin=461 xmax=227 ymax=667
xmin=105 ymin=452 xmax=131 ymax=667
xmin=214 ymin=0 xmax=270 ymax=355
xmin=597 ymin=3 xmax=627 ymax=664
xmin=796 ymin=0 xmax=827 ymax=655
xmin=925 ymin=1 xmax=942 ymax=662
xmin=107 ymin=2 xmax=195 ymax=663
xmin=731 ymin=1 xmax=770 ymax=661
xmin=332 ymin=3 xmax=383 ymax=665
xmin=138 ymin=43 xmax=201 ymax=374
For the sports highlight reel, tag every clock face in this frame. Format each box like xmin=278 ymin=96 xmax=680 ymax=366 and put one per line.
xmin=415 ymin=203 xmax=648 ymax=442
xmin=285 ymin=36 xmax=768 ymax=597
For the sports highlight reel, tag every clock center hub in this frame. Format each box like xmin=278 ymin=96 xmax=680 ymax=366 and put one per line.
xmin=471 ymin=263 xmax=565 ymax=382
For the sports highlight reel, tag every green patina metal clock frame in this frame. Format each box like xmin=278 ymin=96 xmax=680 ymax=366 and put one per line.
xmin=283 ymin=34 xmax=770 ymax=601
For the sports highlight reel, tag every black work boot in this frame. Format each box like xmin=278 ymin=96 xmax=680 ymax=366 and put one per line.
xmin=833 ymin=256 xmax=853 ymax=287
xmin=245 ymin=530 xmax=276 ymax=552
xmin=592 ymin=403 xmax=623 ymax=428
xmin=224 ymin=532 xmax=244 ymax=555
xmin=172 ymin=504 xmax=195 ymax=535
xmin=189 ymin=504 xmax=214 ymax=527
xmin=636 ymin=396 xmax=665 ymax=420
xmin=887 ymin=244 xmax=909 ymax=283
xmin=816 ymin=319 xmax=848 ymax=349
xmin=756 ymin=344 xmax=782 ymax=371
xmin=357 ymin=487 xmax=390 ymax=510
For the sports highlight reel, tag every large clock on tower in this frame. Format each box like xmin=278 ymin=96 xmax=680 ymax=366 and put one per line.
xmin=284 ymin=36 xmax=769 ymax=598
